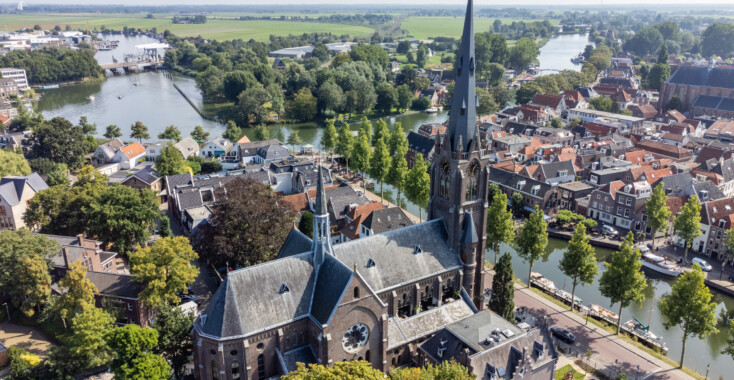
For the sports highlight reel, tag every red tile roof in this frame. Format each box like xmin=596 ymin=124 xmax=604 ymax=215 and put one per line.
xmin=341 ymin=202 xmax=386 ymax=240
xmin=282 ymin=185 xmax=340 ymax=212
xmin=120 ymin=142 xmax=145 ymax=159
xmin=531 ymin=93 xmax=563 ymax=109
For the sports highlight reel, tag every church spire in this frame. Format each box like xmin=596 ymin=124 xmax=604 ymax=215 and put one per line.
xmin=314 ymin=166 xmax=327 ymax=216
xmin=447 ymin=0 xmax=477 ymax=153
xmin=312 ymin=166 xmax=333 ymax=266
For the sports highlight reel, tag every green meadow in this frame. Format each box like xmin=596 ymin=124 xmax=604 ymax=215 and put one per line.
xmin=401 ymin=16 xmax=560 ymax=39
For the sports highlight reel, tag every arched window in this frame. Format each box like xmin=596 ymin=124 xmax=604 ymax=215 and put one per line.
xmin=439 ymin=160 xmax=451 ymax=199
xmin=211 ymin=360 xmax=219 ymax=380
xmin=465 ymin=162 xmax=480 ymax=201
xmin=366 ymin=350 xmax=371 ymax=362
xmin=232 ymin=361 xmax=241 ymax=379
xmin=257 ymin=354 xmax=265 ymax=379
xmin=354 ymin=287 xmax=360 ymax=299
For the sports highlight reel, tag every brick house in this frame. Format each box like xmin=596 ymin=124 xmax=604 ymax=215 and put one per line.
xmin=87 ymin=271 xmax=151 ymax=326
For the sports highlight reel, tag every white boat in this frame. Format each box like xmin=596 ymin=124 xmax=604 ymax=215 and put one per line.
xmin=640 ymin=252 xmax=682 ymax=277
xmin=133 ymin=82 xmax=139 ymax=86
xmin=590 ymin=304 xmax=619 ymax=323
xmin=624 ymin=319 xmax=659 ymax=340
xmin=425 ymin=107 xmax=439 ymax=113
xmin=88 ymin=95 xmax=95 ymax=102
xmin=39 ymin=84 xmax=59 ymax=89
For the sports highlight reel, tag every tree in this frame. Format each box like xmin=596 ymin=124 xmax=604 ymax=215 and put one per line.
xmin=8 ymin=346 xmax=41 ymax=379
xmin=53 ymin=262 xmax=97 ymax=328
xmin=130 ymin=236 xmax=199 ymax=308
xmin=223 ymin=120 xmax=243 ymax=142
xmin=373 ymin=119 xmax=389 ymax=146
xmin=88 ymin=185 xmax=160 ymax=253
xmin=375 ymin=82 xmax=398 ymax=114
xmin=550 ymin=117 xmax=563 ymax=128
xmin=658 ymin=42 xmax=669 ymax=64
xmin=79 ymin=117 xmax=97 ymax=135
xmin=68 ymin=307 xmax=114 ymax=369
xmin=599 ymin=232 xmax=647 ymax=334
xmin=623 ymin=27 xmax=664 ymax=56
xmin=190 ymin=125 xmax=210 ymax=143
xmin=317 ymin=81 xmax=344 ymax=115
xmin=191 ymin=178 xmax=297 ymax=268
xmin=388 ymin=122 xmax=407 ymax=157
xmin=486 ymin=192 xmax=515 ymax=265
xmin=405 ymin=154 xmax=430 ymax=222
xmin=130 ymin=121 xmax=150 ymax=143
xmin=658 ymin=266 xmax=718 ymax=367
xmin=389 ymin=360 xmax=474 ymax=380
xmin=200 ymin=160 xmax=222 ymax=174
xmin=30 ymin=117 xmax=87 ymax=170
xmin=104 ymin=124 xmax=122 ymax=139
xmin=476 ymin=87 xmax=499 ymax=115
xmin=723 ymin=321 xmax=734 ymax=360
xmin=396 ymin=84 xmax=413 ymax=111
xmin=222 ymin=70 xmax=258 ymax=102
xmin=646 ymin=183 xmax=671 ymax=251
xmin=489 ymin=252 xmax=515 ymax=321
xmin=369 ymin=137 xmax=391 ymax=204
xmin=588 ymin=96 xmax=614 ymax=112
xmin=254 ymin=124 xmax=270 ymax=141
xmin=397 ymin=40 xmax=411 ymax=54
xmin=288 ymin=88 xmax=318 ymax=122
xmin=152 ymin=305 xmax=195 ymax=378
xmin=416 ymin=44 xmax=429 ymax=68
xmin=287 ymin=129 xmax=303 ymax=151
xmin=158 ymin=125 xmax=181 ymax=141
xmin=387 ymin=141 xmax=408 ymax=208
xmin=559 ymin=224 xmax=598 ymax=311
xmin=411 ymin=96 xmax=431 ymax=111
xmin=352 ymin=132 xmax=372 ymax=190
xmin=647 ymin=63 xmax=670 ymax=91
xmin=674 ymin=196 xmax=702 ymax=264
xmin=106 ymin=324 xmax=171 ymax=380
xmin=510 ymin=192 xmax=524 ymax=217
xmin=239 ymin=86 xmax=272 ymax=125
xmin=508 ymin=38 xmax=539 ymax=69
xmin=349 ymin=45 xmax=389 ymax=69
xmin=321 ymin=120 xmax=337 ymax=156
xmin=46 ymin=163 xmax=69 ymax=187
xmin=284 ymin=361 xmax=384 ymax=380
xmin=156 ymin=143 xmax=189 ymax=176
xmin=665 ymin=95 xmax=684 ymax=112
xmin=0 ymin=229 xmax=57 ymax=316
xmin=701 ymin=23 xmax=734 ymax=58
xmin=491 ymin=85 xmax=514 ymax=109
xmin=298 ymin=211 xmax=314 ymax=237
xmin=336 ymin=123 xmax=354 ymax=174
xmin=159 ymin=215 xmax=172 ymax=237
xmin=0 ymin=149 xmax=31 ymax=177
xmin=516 ymin=206 xmax=548 ymax=287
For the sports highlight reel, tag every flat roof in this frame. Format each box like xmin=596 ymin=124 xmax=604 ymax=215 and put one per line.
xmin=570 ymin=107 xmax=645 ymax=122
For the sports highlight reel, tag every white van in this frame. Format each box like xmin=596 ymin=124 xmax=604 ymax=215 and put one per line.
xmin=602 ymin=224 xmax=618 ymax=236
xmin=692 ymin=257 xmax=712 ymax=272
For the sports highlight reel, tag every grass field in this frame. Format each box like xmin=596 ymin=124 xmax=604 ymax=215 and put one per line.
xmin=0 ymin=13 xmax=375 ymax=41
xmin=554 ymin=365 xmax=585 ymax=380
xmin=401 ymin=16 xmax=560 ymax=39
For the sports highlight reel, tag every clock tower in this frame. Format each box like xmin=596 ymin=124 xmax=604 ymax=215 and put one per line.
xmin=428 ymin=0 xmax=490 ymax=310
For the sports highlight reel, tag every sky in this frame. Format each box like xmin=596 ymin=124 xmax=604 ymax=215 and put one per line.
xmin=16 ymin=0 xmax=734 ymax=6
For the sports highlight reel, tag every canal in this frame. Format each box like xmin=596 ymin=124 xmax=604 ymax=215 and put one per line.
xmin=499 ymin=239 xmax=733 ymax=380
xmin=537 ymin=33 xmax=591 ymax=74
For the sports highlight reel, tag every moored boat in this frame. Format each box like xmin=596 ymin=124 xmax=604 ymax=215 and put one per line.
xmin=590 ymin=304 xmax=619 ymax=322
xmin=640 ymin=252 xmax=682 ymax=277
xmin=39 ymin=84 xmax=59 ymax=89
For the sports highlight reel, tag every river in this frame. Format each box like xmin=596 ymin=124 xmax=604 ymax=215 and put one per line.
xmin=34 ymin=33 xmax=734 ymax=378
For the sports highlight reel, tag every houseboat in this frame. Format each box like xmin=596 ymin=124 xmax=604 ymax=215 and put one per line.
xmin=639 ymin=249 xmax=682 ymax=277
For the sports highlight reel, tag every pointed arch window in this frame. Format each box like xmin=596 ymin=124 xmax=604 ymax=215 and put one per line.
xmin=465 ymin=161 xmax=480 ymax=201
xmin=232 ymin=361 xmax=241 ymax=379
xmin=439 ymin=160 xmax=451 ymax=199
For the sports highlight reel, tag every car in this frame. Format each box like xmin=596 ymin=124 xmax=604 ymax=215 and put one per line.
xmin=692 ymin=257 xmax=713 ymax=272
xmin=179 ymin=293 xmax=199 ymax=305
xmin=601 ymin=224 xmax=618 ymax=237
xmin=550 ymin=326 xmax=576 ymax=344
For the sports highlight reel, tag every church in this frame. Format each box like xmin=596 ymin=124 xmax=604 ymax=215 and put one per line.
xmin=191 ymin=1 xmax=555 ymax=379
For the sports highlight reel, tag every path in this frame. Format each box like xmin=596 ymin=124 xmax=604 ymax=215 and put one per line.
xmin=511 ymin=283 xmax=693 ymax=380
xmin=0 ymin=322 xmax=55 ymax=358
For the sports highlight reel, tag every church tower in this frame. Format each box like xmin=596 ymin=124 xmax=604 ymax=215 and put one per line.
xmin=312 ymin=167 xmax=333 ymax=270
xmin=428 ymin=0 xmax=490 ymax=310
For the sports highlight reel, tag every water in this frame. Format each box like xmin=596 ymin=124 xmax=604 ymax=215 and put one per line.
xmin=499 ymin=239 xmax=734 ymax=380
xmin=537 ymin=33 xmax=592 ymax=74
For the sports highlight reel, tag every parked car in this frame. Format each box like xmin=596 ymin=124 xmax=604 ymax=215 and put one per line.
xmin=692 ymin=257 xmax=713 ymax=272
xmin=602 ymin=224 xmax=619 ymax=237
xmin=550 ymin=326 xmax=576 ymax=344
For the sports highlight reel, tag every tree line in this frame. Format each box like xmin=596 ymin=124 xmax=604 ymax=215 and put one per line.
xmin=0 ymin=46 xmax=103 ymax=84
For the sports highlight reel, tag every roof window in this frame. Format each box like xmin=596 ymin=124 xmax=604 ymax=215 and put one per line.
xmin=279 ymin=283 xmax=290 ymax=294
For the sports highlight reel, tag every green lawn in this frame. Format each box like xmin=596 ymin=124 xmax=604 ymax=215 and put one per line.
xmin=554 ymin=365 xmax=585 ymax=380
xmin=401 ymin=16 xmax=560 ymax=39
xmin=0 ymin=13 xmax=375 ymax=42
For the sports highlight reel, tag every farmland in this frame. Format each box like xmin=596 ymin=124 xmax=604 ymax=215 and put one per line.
xmin=0 ymin=13 xmax=376 ymax=41
xmin=401 ymin=16 xmax=560 ymax=39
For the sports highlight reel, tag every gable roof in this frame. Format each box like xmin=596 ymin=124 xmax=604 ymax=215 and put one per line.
xmin=666 ymin=66 xmax=734 ymax=90
xmin=86 ymin=272 xmax=143 ymax=299
xmin=362 ymin=207 xmax=413 ymax=234
xmin=531 ymin=93 xmax=563 ymax=109
xmin=277 ymin=228 xmax=314 ymax=259
xmin=281 ymin=185 xmax=340 ymax=213
xmin=119 ymin=142 xmax=146 ymax=159
xmin=0 ymin=173 xmax=48 ymax=205
xmin=634 ymin=140 xmax=692 ymax=159
xmin=407 ymin=131 xmax=436 ymax=155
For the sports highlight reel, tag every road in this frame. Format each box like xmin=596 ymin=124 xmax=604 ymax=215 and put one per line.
xmin=512 ymin=284 xmax=693 ymax=380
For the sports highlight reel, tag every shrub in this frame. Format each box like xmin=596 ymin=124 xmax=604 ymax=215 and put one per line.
xmin=9 ymin=346 xmax=41 ymax=378
xmin=200 ymin=160 xmax=222 ymax=174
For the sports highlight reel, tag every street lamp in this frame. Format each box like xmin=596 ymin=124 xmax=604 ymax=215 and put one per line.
xmin=1 ymin=302 xmax=9 ymax=322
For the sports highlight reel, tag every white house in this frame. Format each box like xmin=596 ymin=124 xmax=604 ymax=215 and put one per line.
xmin=200 ymin=137 xmax=234 ymax=159
xmin=145 ymin=142 xmax=165 ymax=161
xmin=174 ymin=137 xmax=200 ymax=159
xmin=92 ymin=138 xmax=125 ymax=166
xmin=113 ymin=142 xmax=146 ymax=170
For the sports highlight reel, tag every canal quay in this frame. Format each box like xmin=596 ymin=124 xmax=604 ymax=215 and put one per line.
xmin=37 ymin=31 xmax=734 ymax=378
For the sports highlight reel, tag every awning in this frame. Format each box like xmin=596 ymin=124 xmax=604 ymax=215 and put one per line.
xmin=524 ymin=206 xmax=551 ymax=220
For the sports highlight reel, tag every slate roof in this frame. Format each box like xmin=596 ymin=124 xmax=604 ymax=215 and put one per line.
xmin=277 ymin=228 xmax=313 ymax=259
xmin=489 ymin=169 xmax=553 ymax=198
xmin=362 ymin=208 xmax=413 ymax=235
xmin=667 ymin=66 xmax=734 ymax=89
xmin=199 ymin=252 xmax=317 ymax=338
xmin=332 ymin=220 xmax=462 ymax=293
xmin=258 ymin=144 xmax=291 ymax=161
xmin=0 ymin=173 xmax=48 ymax=205
xmin=387 ymin=299 xmax=475 ymax=350
xmin=407 ymin=131 xmax=436 ymax=155
xmin=327 ymin=186 xmax=371 ymax=223
xmin=539 ymin=160 xmax=575 ymax=183
xmin=165 ymin=173 xmax=193 ymax=191
xmin=280 ymin=345 xmax=318 ymax=374
xmin=310 ymin=255 xmax=353 ymax=324
xmin=85 ymin=272 xmax=143 ymax=299
xmin=122 ymin=166 xmax=160 ymax=186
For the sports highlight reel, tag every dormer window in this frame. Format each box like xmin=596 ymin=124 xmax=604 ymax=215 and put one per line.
xmin=279 ymin=283 xmax=290 ymax=294
xmin=516 ymin=180 xmax=526 ymax=190
xmin=414 ymin=244 xmax=423 ymax=254
xmin=366 ymin=258 xmax=376 ymax=268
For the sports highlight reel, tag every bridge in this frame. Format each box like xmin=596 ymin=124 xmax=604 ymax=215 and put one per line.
xmin=100 ymin=59 xmax=164 ymax=72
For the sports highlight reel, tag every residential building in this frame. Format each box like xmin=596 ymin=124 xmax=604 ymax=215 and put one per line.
xmin=0 ymin=102 xmax=18 ymax=119
xmin=42 ymin=233 xmax=118 ymax=281
xmin=86 ymin=272 xmax=150 ymax=326
xmin=339 ymin=202 xmax=386 ymax=242
xmin=113 ymin=142 xmax=146 ymax=170
xmin=530 ymin=93 xmax=566 ymax=116
xmin=558 ymin=181 xmax=594 ymax=212
xmin=534 ymin=127 xmax=573 ymax=147
xmin=120 ymin=166 xmax=163 ymax=201
xmin=407 ymin=131 xmax=436 ymax=168
xmin=200 ymin=137 xmax=235 ymax=160
xmin=239 ymin=139 xmax=291 ymax=164
xmin=633 ymin=140 xmax=692 ymax=160
xmin=175 ymin=137 xmax=200 ymax=158
xmin=489 ymin=169 xmax=560 ymax=216
xmin=0 ymin=173 xmax=48 ymax=230
xmin=703 ymin=120 xmax=734 ymax=141
xmin=567 ymin=108 xmax=644 ymax=130
xmin=587 ymin=180 xmax=652 ymax=233
xmin=0 ymin=67 xmax=29 ymax=90
xmin=0 ymin=80 xmax=20 ymax=99
xmin=92 ymin=138 xmax=125 ymax=166
xmin=628 ymin=104 xmax=658 ymax=119
xmin=698 ymin=197 xmax=734 ymax=260
xmin=360 ymin=207 xmax=413 ymax=238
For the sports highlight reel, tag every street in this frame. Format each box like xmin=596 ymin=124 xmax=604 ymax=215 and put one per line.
xmin=512 ymin=284 xmax=694 ymax=380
